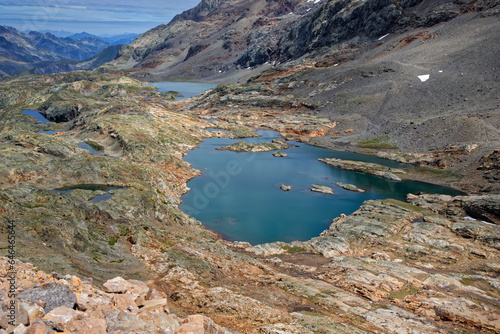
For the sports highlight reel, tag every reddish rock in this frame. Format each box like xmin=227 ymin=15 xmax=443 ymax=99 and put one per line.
xmin=66 ymin=317 xmax=107 ymax=334
xmin=113 ymin=293 xmax=139 ymax=313
xmin=43 ymin=306 xmax=84 ymax=332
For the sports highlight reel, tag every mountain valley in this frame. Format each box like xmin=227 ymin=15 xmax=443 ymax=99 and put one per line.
xmin=0 ymin=0 xmax=499 ymax=333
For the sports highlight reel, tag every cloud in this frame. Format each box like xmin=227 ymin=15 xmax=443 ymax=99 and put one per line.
xmin=0 ymin=0 xmax=200 ymax=17
xmin=0 ymin=0 xmax=201 ymax=33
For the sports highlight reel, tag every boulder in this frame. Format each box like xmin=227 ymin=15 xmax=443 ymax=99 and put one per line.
xmin=66 ymin=317 xmax=107 ymax=334
xmin=113 ymin=293 xmax=140 ymax=313
xmin=102 ymin=277 xmax=130 ymax=293
xmin=273 ymin=151 xmax=288 ymax=157
xmin=24 ymin=319 xmax=48 ymax=334
xmin=175 ymin=314 xmax=231 ymax=334
xmin=280 ymin=184 xmax=292 ymax=191
xmin=43 ymin=306 xmax=84 ymax=332
xmin=141 ymin=299 xmax=169 ymax=313
xmin=17 ymin=282 xmax=76 ymax=313
xmin=105 ymin=309 xmax=159 ymax=333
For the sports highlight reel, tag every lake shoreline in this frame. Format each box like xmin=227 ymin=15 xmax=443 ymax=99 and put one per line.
xmin=179 ymin=126 xmax=464 ymax=245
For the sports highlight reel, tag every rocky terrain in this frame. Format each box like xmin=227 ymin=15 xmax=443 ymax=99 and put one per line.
xmin=0 ymin=258 xmax=234 ymax=334
xmin=0 ymin=68 xmax=499 ymax=333
xmin=0 ymin=0 xmax=499 ymax=333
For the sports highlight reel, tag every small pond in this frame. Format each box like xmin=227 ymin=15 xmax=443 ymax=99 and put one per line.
xmin=147 ymin=82 xmax=217 ymax=100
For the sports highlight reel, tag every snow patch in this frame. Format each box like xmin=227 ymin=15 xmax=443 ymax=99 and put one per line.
xmin=418 ymin=74 xmax=430 ymax=82
xmin=464 ymin=216 xmax=495 ymax=226
xmin=482 ymin=221 xmax=497 ymax=226
xmin=378 ymin=33 xmax=389 ymax=41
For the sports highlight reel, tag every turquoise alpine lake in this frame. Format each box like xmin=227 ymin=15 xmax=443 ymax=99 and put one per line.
xmin=180 ymin=130 xmax=463 ymax=245
xmin=147 ymin=81 xmax=217 ymax=100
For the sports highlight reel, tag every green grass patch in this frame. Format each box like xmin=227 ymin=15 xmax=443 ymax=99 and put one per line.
xmin=300 ymin=311 xmax=324 ymax=317
xmin=460 ymin=277 xmax=475 ymax=286
xmin=389 ymin=285 xmax=421 ymax=299
xmin=383 ymin=198 xmax=429 ymax=214
xmin=282 ymin=245 xmax=307 ymax=254
xmin=357 ymin=135 xmax=397 ymax=149
xmin=108 ymin=236 xmax=119 ymax=246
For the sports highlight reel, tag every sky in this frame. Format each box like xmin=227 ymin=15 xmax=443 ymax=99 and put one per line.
xmin=0 ymin=0 xmax=201 ymax=35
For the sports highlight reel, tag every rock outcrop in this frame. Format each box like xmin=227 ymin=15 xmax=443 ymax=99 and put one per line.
xmin=319 ymin=158 xmax=405 ymax=181
xmin=336 ymin=182 xmax=365 ymax=192
xmin=217 ymin=139 xmax=291 ymax=152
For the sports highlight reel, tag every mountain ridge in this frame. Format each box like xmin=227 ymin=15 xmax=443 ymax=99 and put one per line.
xmin=108 ymin=0 xmax=498 ymax=82
xmin=0 ymin=26 xmax=120 ymax=76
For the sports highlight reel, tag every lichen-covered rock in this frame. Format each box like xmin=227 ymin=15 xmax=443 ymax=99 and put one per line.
xmin=18 ymin=282 xmax=76 ymax=313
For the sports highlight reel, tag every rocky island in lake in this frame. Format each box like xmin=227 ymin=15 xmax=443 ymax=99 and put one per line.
xmin=0 ymin=0 xmax=499 ymax=333
xmin=217 ymin=138 xmax=291 ymax=152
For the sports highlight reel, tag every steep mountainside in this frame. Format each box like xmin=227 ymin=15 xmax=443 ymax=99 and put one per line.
xmin=107 ymin=0 xmax=321 ymax=81
xmin=32 ymin=45 xmax=123 ymax=75
xmin=108 ymin=0 xmax=499 ymax=83
xmin=0 ymin=26 xmax=112 ymax=76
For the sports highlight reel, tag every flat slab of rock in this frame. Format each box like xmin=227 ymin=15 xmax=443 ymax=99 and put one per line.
xmin=336 ymin=182 xmax=365 ymax=192
xmin=311 ymin=184 xmax=334 ymax=195
xmin=319 ymin=158 xmax=405 ymax=181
